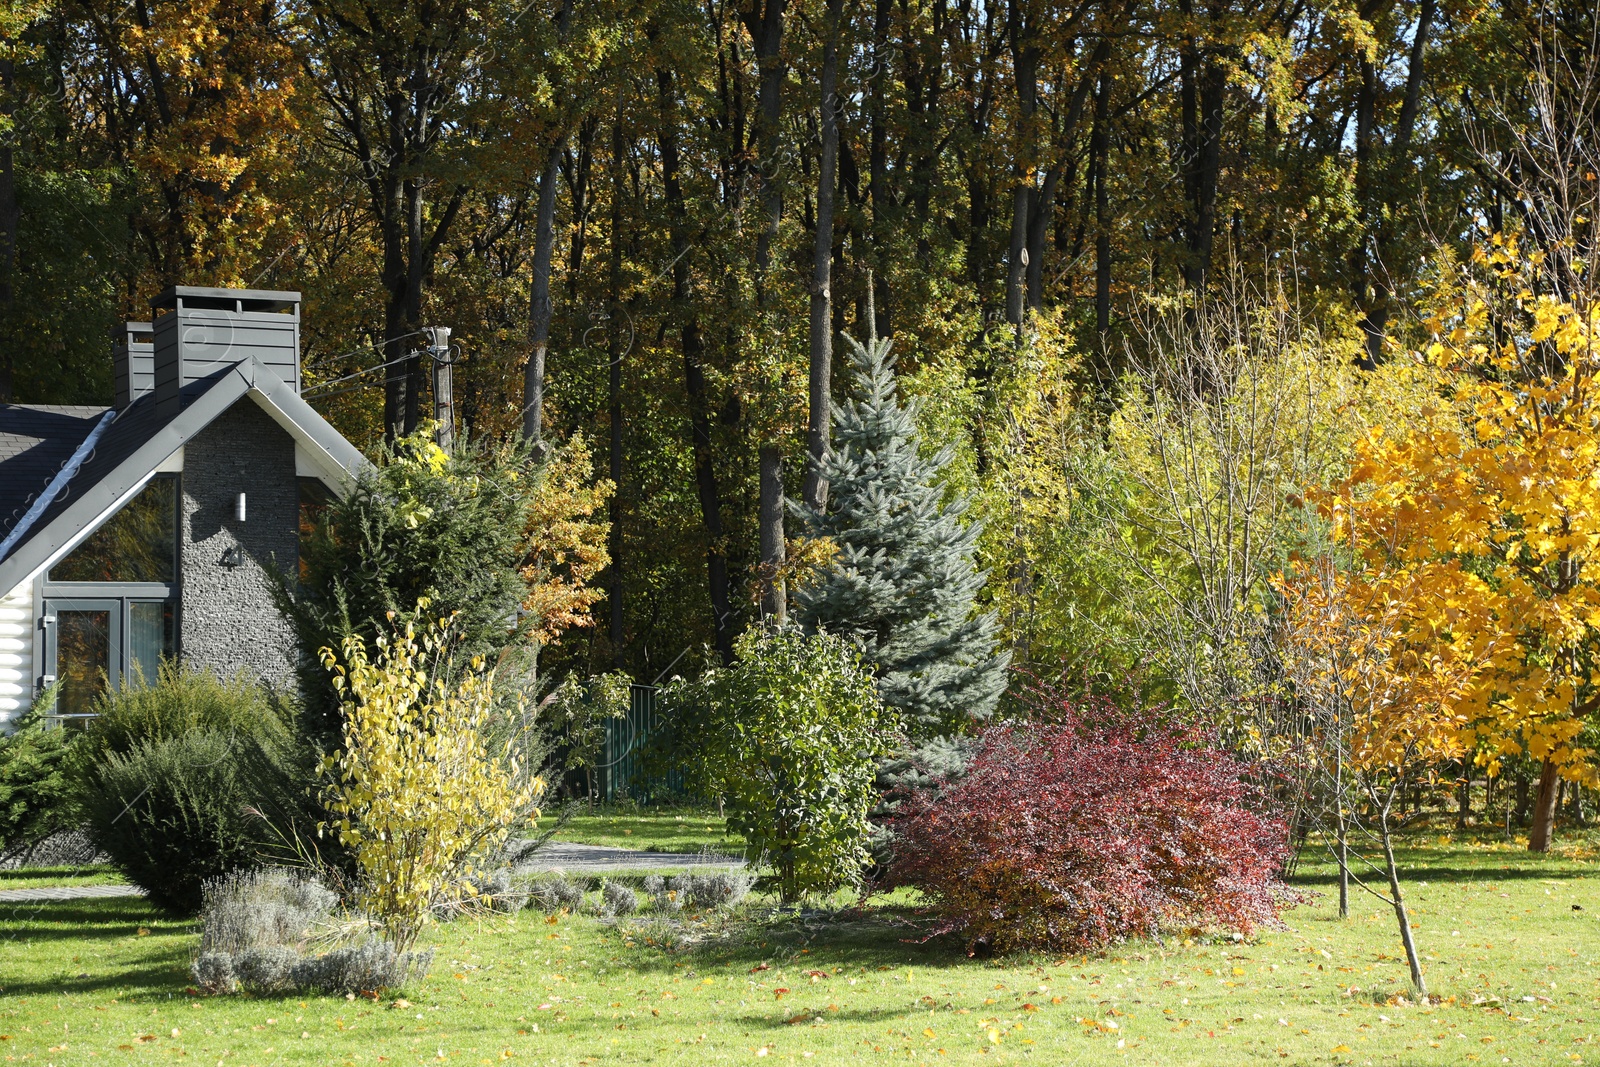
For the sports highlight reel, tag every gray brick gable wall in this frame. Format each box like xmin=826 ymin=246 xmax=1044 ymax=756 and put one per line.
xmin=180 ymin=399 xmax=298 ymax=688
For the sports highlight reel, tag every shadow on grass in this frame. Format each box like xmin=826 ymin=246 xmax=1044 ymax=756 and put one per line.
xmin=0 ymin=865 xmax=116 ymax=885
xmin=0 ymin=957 xmax=192 ymax=1000
xmin=0 ymin=898 xmax=183 ymax=941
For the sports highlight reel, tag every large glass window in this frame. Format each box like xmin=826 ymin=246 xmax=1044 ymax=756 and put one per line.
xmin=54 ymin=607 xmax=112 ymax=721
xmin=127 ymin=601 xmax=175 ymax=686
xmin=48 ymin=475 xmax=177 ymax=583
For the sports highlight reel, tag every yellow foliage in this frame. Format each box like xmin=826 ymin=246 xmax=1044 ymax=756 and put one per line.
xmin=319 ymin=609 xmax=545 ymax=952
xmin=1276 ymin=548 xmax=1483 ymax=776
xmin=1334 ymin=238 xmax=1600 ymax=786
xmin=520 ymin=436 xmax=612 ymax=646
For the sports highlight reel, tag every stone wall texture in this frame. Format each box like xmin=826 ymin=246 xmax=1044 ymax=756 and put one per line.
xmin=179 ymin=399 xmax=298 ymax=689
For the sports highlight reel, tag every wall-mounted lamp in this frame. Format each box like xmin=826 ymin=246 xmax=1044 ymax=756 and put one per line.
xmin=236 ymin=492 xmax=247 ymax=523
xmin=221 ymin=545 xmax=243 ymax=569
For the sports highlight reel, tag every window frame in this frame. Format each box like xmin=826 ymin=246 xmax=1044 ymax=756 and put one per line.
xmin=36 ymin=473 xmax=182 ymax=717
xmin=46 ymin=473 xmax=180 ymax=585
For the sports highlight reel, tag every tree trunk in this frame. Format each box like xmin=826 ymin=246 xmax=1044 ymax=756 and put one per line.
xmin=1003 ymin=30 xmax=1037 ymax=330
xmin=758 ymin=444 xmax=786 ymax=623
xmin=1456 ymin=761 xmax=1472 ymax=828
xmin=1335 ymin=743 xmax=1349 ymax=919
xmin=1092 ymin=66 xmax=1112 ymax=353
xmin=526 ymin=143 xmax=563 ymax=446
xmin=1529 ymin=757 xmax=1561 ymax=852
xmin=658 ymin=66 xmax=736 ymax=665
xmin=804 ymin=0 xmax=843 ymax=512
xmin=1515 ymin=772 xmax=1531 ymax=826
xmin=606 ymin=105 xmax=627 ymax=671
xmin=742 ymin=0 xmax=787 ymax=291
xmin=1380 ymin=809 xmax=1427 ymax=997
xmin=0 ymin=55 xmax=18 ymax=403
xmin=1177 ymin=27 xmax=1224 ymax=295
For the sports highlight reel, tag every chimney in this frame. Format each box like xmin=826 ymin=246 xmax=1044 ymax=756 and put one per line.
xmin=113 ymin=322 xmax=154 ymax=410
xmin=151 ymin=286 xmax=301 ymax=417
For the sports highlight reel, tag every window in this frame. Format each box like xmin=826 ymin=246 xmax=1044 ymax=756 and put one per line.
xmin=298 ymin=477 xmax=332 ymax=581
xmin=42 ymin=475 xmax=180 ymax=721
xmin=49 ymin=475 xmax=177 ymax=583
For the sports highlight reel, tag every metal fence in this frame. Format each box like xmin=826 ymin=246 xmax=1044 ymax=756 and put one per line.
xmin=598 ymin=684 xmax=682 ymax=801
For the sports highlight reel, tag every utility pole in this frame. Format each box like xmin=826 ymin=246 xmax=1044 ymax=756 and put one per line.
xmin=427 ymin=326 xmax=455 ymax=451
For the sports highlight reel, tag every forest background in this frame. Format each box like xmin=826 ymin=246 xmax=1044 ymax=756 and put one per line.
xmin=0 ymin=0 xmax=1591 ymax=750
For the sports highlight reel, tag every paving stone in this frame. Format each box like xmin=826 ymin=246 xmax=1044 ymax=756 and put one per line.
xmin=0 ymin=845 xmax=743 ymax=901
xmin=523 ymin=842 xmax=745 ymax=873
xmin=0 ymin=883 xmax=145 ymax=902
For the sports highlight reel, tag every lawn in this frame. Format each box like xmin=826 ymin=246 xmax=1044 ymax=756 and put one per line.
xmin=550 ymin=804 xmax=746 ymax=854
xmin=1 ymin=828 xmax=1597 ymax=1066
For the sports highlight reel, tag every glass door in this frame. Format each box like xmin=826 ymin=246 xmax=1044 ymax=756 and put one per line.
xmin=44 ymin=599 xmax=122 ymax=725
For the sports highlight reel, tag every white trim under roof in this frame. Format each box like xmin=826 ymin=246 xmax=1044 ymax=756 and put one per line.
xmin=0 ymin=409 xmax=117 ymax=566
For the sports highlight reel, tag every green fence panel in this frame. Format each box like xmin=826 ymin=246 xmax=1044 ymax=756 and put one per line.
xmin=599 ymin=685 xmax=681 ymax=801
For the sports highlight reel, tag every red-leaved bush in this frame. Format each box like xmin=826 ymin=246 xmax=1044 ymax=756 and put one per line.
xmin=885 ymin=694 xmax=1295 ymax=955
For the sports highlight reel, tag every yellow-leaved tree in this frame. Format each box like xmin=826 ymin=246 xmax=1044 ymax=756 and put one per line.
xmin=1276 ymin=520 xmax=1489 ymax=995
xmin=320 ymin=609 xmax=544 ymax=952
xmin=1337 ymin=236 xmax=1600 ymax=851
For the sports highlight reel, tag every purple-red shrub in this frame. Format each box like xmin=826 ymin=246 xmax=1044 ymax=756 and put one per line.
xmin=885 ymin=694 xmax=1294 ymax=955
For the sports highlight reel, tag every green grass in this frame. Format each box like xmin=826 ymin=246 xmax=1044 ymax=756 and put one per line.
xmin=1 ymin=830 xmax=1598 ymax=1065
xmin=551 ymin=804 xmax=745 ymax=854
xmin=0 ymin=865 xmax=125 ymax=891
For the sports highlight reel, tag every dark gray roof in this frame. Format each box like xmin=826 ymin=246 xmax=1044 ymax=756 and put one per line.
xmin=0 ymin=357 xmax=368 ymax=591
xmin=0 ymin=406 xmax=111 ymax=539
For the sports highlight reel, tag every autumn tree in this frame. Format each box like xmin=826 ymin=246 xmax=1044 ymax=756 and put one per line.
xmin=1276 ymin=538 xmax=1486 ymax=995
xmin=1337 ymin=237 xmax=1600 ymax=852
xmin=278 ymin=431 xmax=610 ymax=743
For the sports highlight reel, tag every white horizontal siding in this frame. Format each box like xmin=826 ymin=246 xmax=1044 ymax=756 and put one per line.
xmin=0 ymin=580 xmax=31 ymax=731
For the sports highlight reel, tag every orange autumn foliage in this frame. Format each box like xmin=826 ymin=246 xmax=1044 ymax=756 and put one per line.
xmin=520 ymin=436 xmax=611 ymax=647
xmin=1326 ymin=237 xmax=1600 ymax=787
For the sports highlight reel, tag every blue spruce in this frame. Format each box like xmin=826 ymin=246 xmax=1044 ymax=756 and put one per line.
xmin=795 ymin=327 xmax=1009 ymax=736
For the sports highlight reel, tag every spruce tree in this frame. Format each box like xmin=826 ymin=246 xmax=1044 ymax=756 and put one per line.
xmin=795 ymin=329 xmax=1009 ymax=736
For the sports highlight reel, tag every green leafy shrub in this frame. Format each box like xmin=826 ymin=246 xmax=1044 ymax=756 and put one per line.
xmin=548 ymin=672 xmax=631 ymax=798
xmin=78 ymin=665 xmax=307 ymax=914
xmin=0 ymin=701 xmax=79 ymax=862
xmin=278 ymin=432 xmax=610 ymax=747
xmin=666 ymin=627 xmax=890 ymax=903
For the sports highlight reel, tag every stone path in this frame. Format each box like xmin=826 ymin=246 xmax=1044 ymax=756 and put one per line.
xmin=0 ymin=845 xmax=744 ymax=901
xmin=0 ymin=883 xmax=145 ymax=903
xmin=523 ymin=842 xmax=746 ymax=873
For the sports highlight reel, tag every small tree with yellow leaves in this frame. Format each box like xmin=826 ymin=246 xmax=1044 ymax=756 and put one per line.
xmin=1277 ymin=530 xmax=1488 ymax=997
xmin=320 ymin=609 xmax=545 ymax=952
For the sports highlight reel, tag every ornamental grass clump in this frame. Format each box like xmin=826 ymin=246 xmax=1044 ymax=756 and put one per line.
xmin=320 ymin=608 xmax=545 ymax=953
xmin=886 ymin=690 xmax=1295 ymax=955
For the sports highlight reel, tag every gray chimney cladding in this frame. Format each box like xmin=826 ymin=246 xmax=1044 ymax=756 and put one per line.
xmin=151 ymin=286 xmax=302 ymax=416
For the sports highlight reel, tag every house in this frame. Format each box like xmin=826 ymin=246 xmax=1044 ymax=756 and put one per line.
xmin=0 ymin=286 xmax=367 ymax=729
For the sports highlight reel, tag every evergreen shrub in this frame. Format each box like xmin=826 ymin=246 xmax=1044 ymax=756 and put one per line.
xmin=79 ymin=665 xmax=306 ymax=914
xmin=887 ymin=689 xmax=1295 ymax=955
xmin=0 ymin=706 xmax=78 ymax=862
xmin=795 ymin=330 xmax=1009 ymax=735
